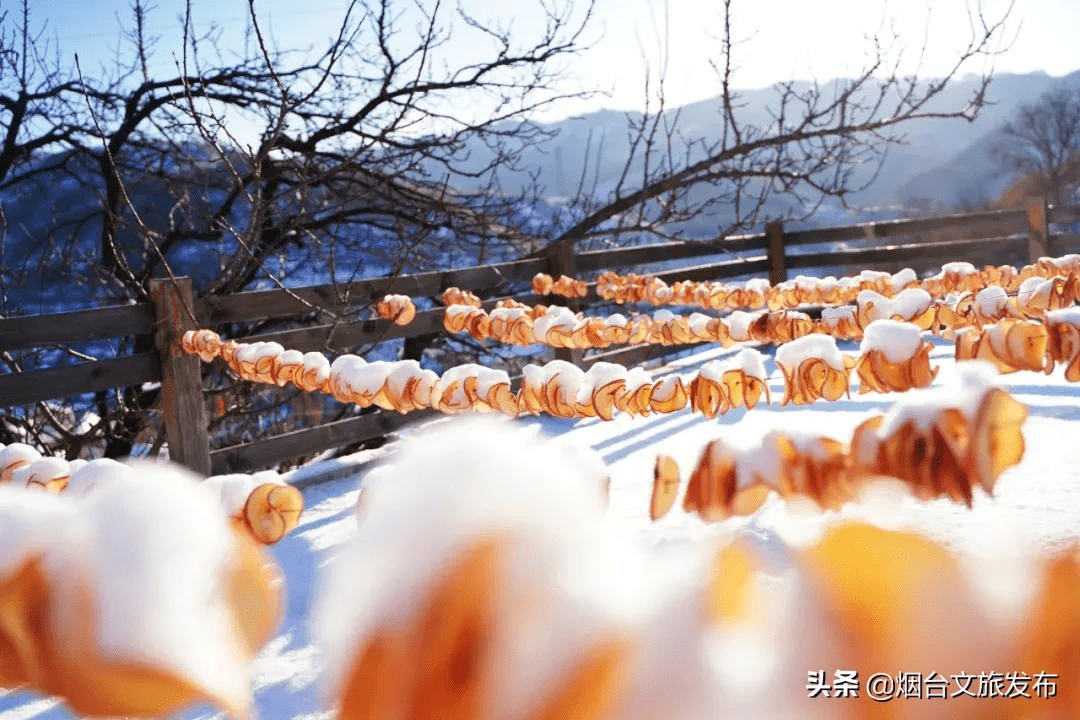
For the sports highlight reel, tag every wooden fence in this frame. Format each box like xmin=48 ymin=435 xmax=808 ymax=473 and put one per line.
xmin=2 ymin=197 xmax=1078 ymax=475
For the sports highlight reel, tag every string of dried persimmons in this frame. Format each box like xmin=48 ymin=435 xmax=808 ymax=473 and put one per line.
xmin=650 ymin=362 xmax=1028 ymax=522
xmin=377 ymin=256 xmax=1079 ymax=332
xmin=588 ymin=255 xmax=1080 ymax=309
xmin=182 ymin=307 xmax=1080 ymax=421
xmin=323 ymin=415 xmax=1080 ymax=717
xmin=533 ymin=256 xmax=1080 ymax=309
xmin=443 ymin=268 xmax=1080 ymax=350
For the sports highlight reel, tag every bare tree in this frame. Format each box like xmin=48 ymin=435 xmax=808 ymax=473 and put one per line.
xmin=0 ymin=0 xmax=594 ymax=457
xmin=997 ymin=86 xmax=1080 ymax=206
xmin=0 ymin=0 xmax=1017 ymax=464
xmin=541 ymin=0 xmax=1015 ymax=256
xmin=0 ymin=0 xmax=86 ymax=184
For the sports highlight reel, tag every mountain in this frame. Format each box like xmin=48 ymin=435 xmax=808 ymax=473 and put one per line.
xmin=443 ymin=70 xmax=1080 ymax=216
xmin=5 ymin=70 xmax=1078 ymax=317
xmin=896 ymin=71 xmax=1080 ymax=210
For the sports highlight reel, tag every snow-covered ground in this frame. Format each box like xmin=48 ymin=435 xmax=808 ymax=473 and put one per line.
xmin=2 ymin=337 xmax=1079 ymax=719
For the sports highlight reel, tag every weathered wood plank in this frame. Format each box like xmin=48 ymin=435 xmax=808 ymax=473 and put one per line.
xmin=1050 ymin=233 xmax=1080 ymax=256
xmin=583 ymin=341 xmax=704 ymax=369
xmin=1049 ymin=204 xmax=1080 ymax=224
xmin=195 ymin=258 xmax=547 ymax=326
xmin=235 ymin=292 xmax=553 ymax=354
xmin=240 ymin=306 xmax=449 ymax=353
xmin=0 ymin=303 xmax=155 ymax=351
xmin=546 ymin=240 xmax=584 ymax=366
xmin=1027 ymin=197 xmax=1050 ymax=262
xmin=653 ymin=256 xmax=770 ymax=284
xmin=0 ymin=353 xmax=161 ymax=406
xmin=783 ymin=208 xmax=1027 ymax=247
xmin=766 ymin=221 xmax=786 ymax=285
xmin=785 ymin=237 xmax=1021 ymax=271
xmin=210 ymin=409 xmax=438 ymax=473
xmin=575 ymin=235 xmax=767 ymax=273
xmin=150 ymin=278 xmax=211 ymax=476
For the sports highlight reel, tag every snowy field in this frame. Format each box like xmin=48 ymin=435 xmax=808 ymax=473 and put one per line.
xmin=2 ymin=337 xmax=1079 ymax=719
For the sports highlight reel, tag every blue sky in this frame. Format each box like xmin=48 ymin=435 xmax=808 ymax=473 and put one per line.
xmin=28 ymin=0 xmax=1080 ymax=121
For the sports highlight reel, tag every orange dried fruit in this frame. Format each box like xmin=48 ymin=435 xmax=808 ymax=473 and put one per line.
xmin=650 ymin=454 xmax=681 ymax=521
xmin=243 ymin=483 xmax=304 ymax=545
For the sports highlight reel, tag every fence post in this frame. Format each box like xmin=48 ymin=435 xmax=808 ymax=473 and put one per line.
xmin=766 ymin=221 xmax=787 ymax=285
xmin=1026 ymin=196 xmax=1050 ymax=263
xmin=149 ymin=277 xmax=211 ymax=476
xmin=545 ymin=238 xmax=584 ymax=367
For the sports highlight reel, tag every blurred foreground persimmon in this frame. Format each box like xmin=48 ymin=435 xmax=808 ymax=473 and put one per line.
xmin=0 ymin=460 xmax=283 ymax=718
xmin=850 ymin=361 xmax=1027 ymax=505
xmin=315 ymin=414 xmax=1074 ymax=720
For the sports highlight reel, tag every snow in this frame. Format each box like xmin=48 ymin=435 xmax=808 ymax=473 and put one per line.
xmin=313 ymin=417 xmax=632 ymax=717
xmin=724 ymin=310 xmax=759 ymax=341
xmin=1017 ymin=276 xmax=1047 ymax=304
xmin=606 ymin=313 xmax=628 ymax=328
xmin=974 ymin=285 xmax=1008 ymax=317
xmin=938 ymin=261 xmax=977 ymax=276
xmin=651 ymin=375 xmax=683 ymax=403
xmin=729 ymin=433 xmax=786 ymax=492
xmin=203 ymin=473 xmax=259 ymax=517
xmin=532 ymin=305 xmax=577 ymax=338
xmin=273 ymin=350 xmax=304 ymax=385
xmin=0 ymin=444 xmax=42 ymax=483
xmin=435 ymin=363 xmax=480 ymax=407
xmin=624 ymin=366 xmax=653 ymax=392
xmin=10 ymin=457 xmax=71 ymax=488
xmin=858 ymin=287 xmax=932 ymax=323
xmin=584 ymin=361 xmax=629 ymax=396
xmin=890 ymin=267 xmax=918 ymax=293
xmin=300 ymin=352 xmax=330 ymax=386
xmin=858 ymin=269 xmax=890 ymax=284
xmin=1050 ymin=254 xmax=1080 ymax=270
xmin=698 ymin=348 xmax=767 ymax=384
xmin=743 ymin=278 xmax=770 ymax=294
xmin=859 ymin=319 xmax=924 ymax=363
xmin=7 ymin=339 xmax=1080 ymax=719
xmin=473 ymin=365 xmax=512 ymax=396
xmin=444 ymin=303 xmax=478 ymax=322
xmin=732 ymin=348 xmax=768 ymax=378
xmin=792 ymin=274 xmax=825 ymax=291
xmin=490 ymin=305 xmax=528 ymax=328
xmin=1047 ymin=306 xmax=1080 ymax=325
xmin=347 ymin=361 xmax=392 ymax=397
xmin=820 ymin=305 xmax=856 ymax=323
xmin=65 ymin=458 xmax=130 ymax=497
xmin=774 ymin=333 xmax=847 ymax=372
xmin=383 ymin=359 xmax=422 ymax=398
xmin=326 ymin=355 xmax=365 ymax=397
xmin=688 ymin=313 xmax=712 ymax=336
xmin=891 ymin=288 xmax=934 ymax=317
xmin=0 ymin=461 xmax=259 ymax=718
xmin=877 ymin=360 xmax=1000 ymax=436
xmin=63 ymin=462 xmax=253 ymax=713
xmin=0 ymin=488 xmax=77 ymax=576
xmin=546 ymin=361 xmax=587 ymax=404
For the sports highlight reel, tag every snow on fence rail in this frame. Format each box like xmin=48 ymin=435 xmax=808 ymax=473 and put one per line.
xmin=1 ymin=199 xmax=1077 ymax=476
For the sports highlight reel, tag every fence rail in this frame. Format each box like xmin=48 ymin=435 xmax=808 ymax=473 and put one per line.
xmin=0 ymin=303 xmax=156 ymax=349
xmin=782 ymin=207 xmax=1030 ymax=247
xmin=2 ymin=197 xmax=1078 ymax=475
xmin=194 ymin=257 xmax=548 ymax=326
